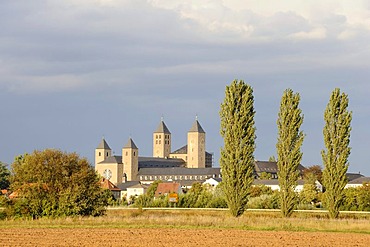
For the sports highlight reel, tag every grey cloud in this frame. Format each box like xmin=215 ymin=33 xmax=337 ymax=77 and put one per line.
xmin=0 ymin=1 xmax=369 ymax=175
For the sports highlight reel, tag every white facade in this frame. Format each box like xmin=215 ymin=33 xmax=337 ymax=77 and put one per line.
xmin=126 ymin=184 xmax=146 ymax=202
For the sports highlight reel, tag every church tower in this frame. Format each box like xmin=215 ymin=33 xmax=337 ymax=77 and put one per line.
xmin=122 ymin=138 xmax=139 ymax=181
xmin=153 ymin=118 xmax=171 ymax=158
xmin=187 ymin=118 xmax=206 ymax=168
xmin=95 ymin=138 xmax=112 ymax=165
xmin=95 ymin=138 xmax=123 ymax=185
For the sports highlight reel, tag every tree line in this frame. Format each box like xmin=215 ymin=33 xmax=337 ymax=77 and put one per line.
xmin=220 ymin=80 xmax=353 ymax=218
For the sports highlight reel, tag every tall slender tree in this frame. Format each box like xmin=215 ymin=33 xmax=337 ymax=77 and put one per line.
xmin=276 ymin=89 xmax=304 ymax=217
xmin=0 ymin=161 xmax=10 ymax=190
xmin=322 ymin=88 xmax=352 ymax=219
xmin=220 ymin=80 xmax=256 ymax=217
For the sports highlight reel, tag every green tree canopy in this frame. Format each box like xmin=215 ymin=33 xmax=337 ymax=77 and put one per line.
xmin=303 ymin=165 xmax=323 ymax=184
xmin=268 ymin=156 xmax=277 ymax=162
xmin=0 ymin=161 xmax=10 ymax=190
xmin=276 ymin=89 xmax=304 ymax=217
xmin=8 ymin=149 xmax=109 ymax=218
xmin=220 ymin=79 xmax=256 ymax=217
xmin=322 ymin=88 xmax=352 ymax=218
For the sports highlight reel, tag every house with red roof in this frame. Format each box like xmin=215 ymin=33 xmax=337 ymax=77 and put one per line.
xmin=155 ymin=182 xmax=182 ymax=197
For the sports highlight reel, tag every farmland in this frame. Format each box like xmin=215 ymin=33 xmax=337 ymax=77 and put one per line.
xmin=1 ymin=209 xmax=369 ymax=246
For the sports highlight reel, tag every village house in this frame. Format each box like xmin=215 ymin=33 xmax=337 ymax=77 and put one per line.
xmin=345 ymin=176 xmax=370 ymax=188
xmin=154 ymin=182 xmax=182 ymax=198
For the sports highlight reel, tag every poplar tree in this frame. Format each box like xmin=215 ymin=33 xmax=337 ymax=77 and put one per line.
xmin=276 ymin=89 xmax=304 ymax=217
xmin=220 ymin=80 xmax=256 ymax=217
xmin=322 ymin=88 xmax=352 ymax=219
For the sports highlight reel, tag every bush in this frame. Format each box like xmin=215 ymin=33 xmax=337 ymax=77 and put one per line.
xmin=250 ymin=185 xmax=273 ymax=197
xmin=340 ymin=185 xmax=370 ymax=211
xmin=247 ymin=192 xmax=280 ymax=209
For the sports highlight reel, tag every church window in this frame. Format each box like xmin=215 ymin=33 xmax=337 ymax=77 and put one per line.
xmin=159 ymin=135 xmax=161 ymax=139
xmin=156 ymin=140 xmax=158 ymax=144
xmin=126 ymin=152 xmax=128 ymax=156
xmin=99 ymin=152 xmax=101 ymax=156
xmin=159 ymin=140 xmax=161 ymax=144
xmin=156 ymin=135 xmax=158 ymax=139
xmin=134 ymin=151 xmax=136 ymax=156
xmin=106 ymin=152 xmax=109 ymax=157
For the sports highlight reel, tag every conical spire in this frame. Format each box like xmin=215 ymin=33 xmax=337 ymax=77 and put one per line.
xmin=189 ymin=119 xmax=205 ymax=133
xmin=154 ymin=120 xmax=171 ymax=134
xmin=123 ymin=138 xmax=138 ymax=149
xmin=97 ymin=138 xmax=111 ymax=149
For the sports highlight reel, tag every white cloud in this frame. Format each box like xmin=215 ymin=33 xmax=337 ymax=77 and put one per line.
xmin=148 ymin=0 xmax=370 ymax=42
xmin=290 ymin=27 xmax=327 ymax=40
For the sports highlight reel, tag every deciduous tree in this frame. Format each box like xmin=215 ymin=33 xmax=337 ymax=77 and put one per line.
xmin=220 ymin=80 xmax=256 ymax=217
xmin=8 ymin=149 xmax=109 ymax=218
xmin=276 ymin=89 xmax=304 ymax=217
xmin=322 ymin=88 xmax=352 ymax=218
xmin=303 ymin=165 xmax=323 ymax=184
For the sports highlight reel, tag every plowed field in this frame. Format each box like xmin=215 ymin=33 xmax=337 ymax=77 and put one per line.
xmin=1 ymin=228 xmax=369 ymax=247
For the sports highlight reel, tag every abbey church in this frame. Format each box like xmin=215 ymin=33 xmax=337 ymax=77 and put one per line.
xmin=95 ymin=119 xmax=221 ymax=186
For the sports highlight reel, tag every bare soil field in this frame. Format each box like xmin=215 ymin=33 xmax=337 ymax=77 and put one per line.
xmin=1 ymin=228 xmax=370 ymax=247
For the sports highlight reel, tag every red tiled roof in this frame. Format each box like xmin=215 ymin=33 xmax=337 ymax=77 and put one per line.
xmin=8 ymin=183 xmax=49 ymax=199
xmin=100 ymin=178 xmax=121 ymax=191
xmin=155 ymin=182 xmax=181 ymax=197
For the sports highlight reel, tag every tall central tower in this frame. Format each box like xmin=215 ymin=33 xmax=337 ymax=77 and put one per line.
xmin=187 ymin=118 xmax=206 ymax=168
xmin=153 ymin=119 xmax=171 ymax=158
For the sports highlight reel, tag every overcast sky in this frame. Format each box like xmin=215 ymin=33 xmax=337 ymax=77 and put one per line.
xmin=1 ymin=1 xmax=370 ymax=175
